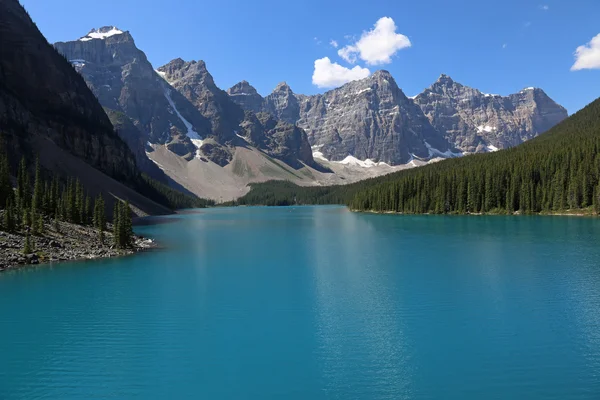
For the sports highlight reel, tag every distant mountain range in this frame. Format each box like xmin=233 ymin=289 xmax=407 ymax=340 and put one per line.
xmin=228 ymin=72 xmax=568 ymax=163
xmin=53 ymin=25 xmax=568 ymax=200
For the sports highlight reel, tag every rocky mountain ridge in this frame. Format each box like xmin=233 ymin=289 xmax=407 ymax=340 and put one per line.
xmin=54 ymin=28 xmax=211 ymax=166
xmin=228 ymin=73 xmax=568 ymax=161
xmin=413 ymin=74 xmax=568 ymax=152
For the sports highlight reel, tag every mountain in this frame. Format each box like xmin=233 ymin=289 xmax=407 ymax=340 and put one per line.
xmin=157 ymin=58 xmax=244 ymax=143
xmin=54 ymin=28 xmax=211 ymax=164
xmin=235 ymin=96 xmax=600 ymax=213
xmin=413 ymin=74 xmax=568 ymax=152
xmin=103 ymin=109 xmax=165 ymax=181
xmin=239 ymin=112 xmax=320 ymax=170
xmin=228 ymin=73 xmax=567 ymax=165
xmin=263 ymin=82 xmax=302 ymax=125
xmin=348 ymin=96 xmax=599 ymax=214
xmin=296 ymin=71 xmax=453 ymax=165
xmin=0 ymin=1 xmax=172 ymax=215
xmin=229 ymin=72 xmax=454 ymax=165
xmin=54 ymin=34 xmax=337 ymax=200
xmin=227 ymin=81 xmax=264 ymax=114
xmin=52 ymin=24 xmax=568 ymax=201
xmin=54 ymin=26 xmax=326 ymax=194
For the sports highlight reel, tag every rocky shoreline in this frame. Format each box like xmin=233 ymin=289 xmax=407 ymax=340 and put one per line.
xmin=0 ymin=219 xmax=157 ymax=272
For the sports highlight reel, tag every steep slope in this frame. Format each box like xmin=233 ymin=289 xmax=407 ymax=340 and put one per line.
xmin=413 ymin=74 xmax=568 ymax=152
xmin=229 ymin=72 xmax=454 ymax=165
xmin=239 ymin=112 xmax=321 ymax=170
xmin=228 ymin=73 xmax=567 ymax=166
xmin=157 ymin=58 xmax=243 ymax=143
xmin=264 ymin=82 xmax=302 ymax=125
xmin=104 ymin=109 xmax=166 ymax=181
xmin=157 ymin=58 xmax=320 ymax=170
xmin=226 ymin=81 xmax=265 ymax=114
xmin=54 ymin=28 xmax=211 ymax=161
xmin=297 ymin=71 xmax=452 ymax=165
xmin=0 ymin=2 xmax=170 ymax=215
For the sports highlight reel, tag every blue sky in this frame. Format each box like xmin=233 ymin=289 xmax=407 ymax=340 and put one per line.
xmin=21 ymin=0 xmax=600 ymax=113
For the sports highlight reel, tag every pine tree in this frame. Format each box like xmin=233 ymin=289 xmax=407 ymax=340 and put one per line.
xmin=84 ymin=194 xmax=91 ymax=225
xmin=0 ymin=147 xmax=12 ymax=208
xmin=23 ymin=234 xmax=32 ymax=254
xmin=122 ymin=201 xmax=133 ymax=248
xmin=31 ymin=209 xmax=38 ymax=235
xmin=32 ymin=157 xmax=42 ymax=213
xmin=50 ymin=175 xmax=59 ymax=215
xmin=95 ymin=195 xmax=106 ymax=244
xmin=22 ymin=207 xmax=31 ymax=228
xmin=113 ymin=202 xmax=120 ymax=247
xmin=54 ymin=208 xmax=60 ymax=233
xmin=36 ymin=213 xmax=44 ymax=235
xmin=16 ymin=157 xmax=26 ymax=211
xmin=23 ymin=163 xmax=31 ymax=210
xmin=3 ymin=199 xmax=12 ymax=232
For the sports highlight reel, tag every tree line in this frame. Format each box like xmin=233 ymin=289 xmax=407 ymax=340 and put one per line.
xmin=0 ymin=150 xmax=136 ymax=251
xmin=233 ymin=96 xmax=600 ymax=216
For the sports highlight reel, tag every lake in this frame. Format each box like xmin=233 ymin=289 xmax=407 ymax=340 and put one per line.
xmin=1 ymin=206 xmax=600 ymax=399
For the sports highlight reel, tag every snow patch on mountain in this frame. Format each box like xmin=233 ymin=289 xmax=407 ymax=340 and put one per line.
xmin=80 ymin=27 xmax=124 ymax=41
xmin=336 ymin=155 xmax=389 ymax=168
xmin=69 ymin=59 xmax=86 ymax=67
xmin=425 ymin=142 xmax=463 ymax=158
xmin=163 ymin=87 xmax=200 ymax=140
xmin=312 ymin=151 xmax=329 ymax=161
xmin=477 ymin=125 xmax=496 ymax=133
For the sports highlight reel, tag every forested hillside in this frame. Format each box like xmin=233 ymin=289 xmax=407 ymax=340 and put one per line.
xmin=234 ymin=97 xmax=600 ymax=215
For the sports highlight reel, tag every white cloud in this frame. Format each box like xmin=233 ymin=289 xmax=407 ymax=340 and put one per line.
xmin=337 ymin=17 xmax=411 ymax=65
xmin=312 ymin=57 xmax=370 ymax=88
xmin=338 ymin=46 xmax=358 ymax=63
xmin=524 ymin=21 xmax=532 ymax=28
xmin=330 ymin=39 xmax=338 ymax=48
xmin=539 ymin=4 xmax=549 ymax=10
xmin=571 ymin=33 xmax=600 ymax=71
xmin=502 ymin=43 xmax=508 ymax=49
xmin=313 ymin=37 xmax=322 ymax=45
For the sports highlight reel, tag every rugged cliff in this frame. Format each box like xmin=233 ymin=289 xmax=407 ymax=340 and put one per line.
xmin=230 ymin=72 xmax=454 ymax=164
xmin=54 ymin=28 xmax=211 ymax=160
xmin=239 ymin=112 xmax=319 ymax=169
xmin=157 ymin=58 xmax=243 ymax=143
xmin=229 ymin=72 xmax=568 ymax=164
xmin=413 ymin=74 xmax=568 ymax=152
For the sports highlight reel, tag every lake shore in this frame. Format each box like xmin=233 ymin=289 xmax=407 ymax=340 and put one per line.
xmin=0 ymin=219 xmax=158 ymax=273
xmin=350 ymin=208 xmax=597 ymax=217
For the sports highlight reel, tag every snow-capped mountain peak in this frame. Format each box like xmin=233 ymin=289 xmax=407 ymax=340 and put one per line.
xmin=79 ymin=26 xmax=124 ymax=42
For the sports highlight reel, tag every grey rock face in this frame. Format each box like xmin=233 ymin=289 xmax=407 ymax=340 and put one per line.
xmin=264 ymin=82 xmax=301 ymax=125
xmin=229 ymin=71 xmax=452 ymax=165
xmin=226 ymin=81 xmax=264 ymax=114
xmin=413 ymin=74 xmax=568 ymax=152
xmin=297 ymin=71 xmax=450 ymax=164
xmin=54 ymin=31 xmax=210 ymax=158
xmin=157 ymin=59 xmax=244 ymax=142
xmin=239 ymin=112 xmax=318 ymax=169
xmin=104 ymin=109 xmax=167 ymax=181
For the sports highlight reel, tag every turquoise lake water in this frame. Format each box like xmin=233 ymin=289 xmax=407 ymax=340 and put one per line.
xmin=1 ymin=206 xmax=600 ymax=399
